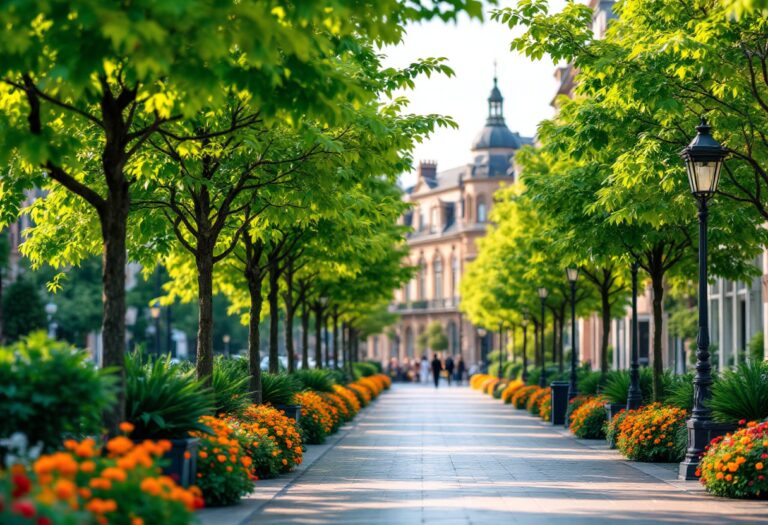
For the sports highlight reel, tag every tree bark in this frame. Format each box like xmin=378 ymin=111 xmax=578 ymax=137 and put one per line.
xmin=341 ymin=320 xmax=347 ymax=372
xmin=100 ymin=201 xmax=129 ymax=434
xmin=332 ymin=309 xmax=339 ymax=369
xmin=533 ymin=320 xmax=540 ymax=367
xmin=283 ymin=263 xmax=295 ymax=373
xmin=268 ymin=255 xmax=280 ymax=374
xmin=301 ymin=304 xmax=310 ymax=370
xmin=324 ymin=314 xmax=330 ymax=368
xmin=600 ymin=285 xmax=612 ymax=374
xmin=195 ymin=250 xmax=215 ymax=382
xmin=244 ymin=237 xmax=265 ymax=404
xmin=650 ymin=267 xmax=665 ymax=401
xmin=314 ymin=303 xmax=323 ymax=369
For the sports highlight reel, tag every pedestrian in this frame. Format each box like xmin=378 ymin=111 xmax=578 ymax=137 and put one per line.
xmin=413 ymin=358 xmax=421 ymax=383
xmin=420 ymin=354 xmax=430 ymax=384
xmin=431 ymin=353 xmax=442 ymax=388
xmin=445 ymin=355 xmax=455 ymax=386
xmin=456 ymin=354 xmax=466 ymax=385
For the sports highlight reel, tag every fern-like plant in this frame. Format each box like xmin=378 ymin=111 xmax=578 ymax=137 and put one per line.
xmin=125 ymin=352 xmax=215 ymax=439
xmin=293 ymin=369 xmax=336 ymax=393
xmin=260 ymin=373 xmax=301 ymax=406
xmin=602 ymin=368 xmax=654 ymax=405
xmin=212 ymin=357 xmax=251 ymax=417
xmin=710 ymin=361 xmax=768 ymax=423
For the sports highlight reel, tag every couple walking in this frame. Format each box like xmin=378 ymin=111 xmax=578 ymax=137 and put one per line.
xmin=419 ymin=354 xmax=465 ymax=388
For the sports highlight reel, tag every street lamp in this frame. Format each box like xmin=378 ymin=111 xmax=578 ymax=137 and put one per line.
xmin=150 ymin=300 xmax=161 ymax=355
xmin=678 ymin=117 xmax=727 ymax=480
xmin=521 ymin=311 xmax=529 ymax=383
xmin=627 ymin=261 xmax=643 ymax=410
xmin=223 ymin=334 xmax=231 ymax=358
xmin=477 ymin=327 xmax=487 ymax=368
xmin=45 ymin=302 xmax=58 ymax=339
xmin=566 ymin=268 xmax=579 ymax=400
xmin=537 ymin=287 xmax=548 ymax=388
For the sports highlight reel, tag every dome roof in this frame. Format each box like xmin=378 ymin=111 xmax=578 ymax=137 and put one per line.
xmin=472 ymin=124 xmax=521 ymax=151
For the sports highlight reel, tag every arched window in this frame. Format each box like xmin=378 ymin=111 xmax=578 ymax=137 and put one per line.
xmin=434 ymin=256 xmax=443 ymax=300
xmin=448 ymin=321 xmax=458 ymax=353
xmin=418 ymin=207 xmax=426 ymax=232
xmin=477 ymin=196 xmax=487 ymax=223
xmin=451 ymin=255 xmax=459 ymax=298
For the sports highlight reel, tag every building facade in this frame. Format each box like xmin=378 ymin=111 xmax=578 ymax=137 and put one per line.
xmin=366 ymin=77 xmax=532 ymax=367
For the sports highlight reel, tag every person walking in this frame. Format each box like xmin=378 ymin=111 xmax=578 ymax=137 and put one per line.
xmin=456 ymin=354 xmax=466 ymax=385
xmin=420 ymin=354 xmax=430 ymax=384
xmin=445 ymin=355 xmax=455 ymax=386
xmin=431 ymin=353 xmax=442 ymax=388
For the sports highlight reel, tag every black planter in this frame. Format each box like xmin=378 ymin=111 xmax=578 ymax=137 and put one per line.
xmin=275 ymin=404 xmax=302 ymax=424
xmin=147 ymin=437 xmax=199 ymax=488
xmin=679 ymin=420 xmax=739 ymax=480
xmin=550 ymin=381 xmax=570 ymax=426
xmin=604 ymin=403 xmax=626 ymax=449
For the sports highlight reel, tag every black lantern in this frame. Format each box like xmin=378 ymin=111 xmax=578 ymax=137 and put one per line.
xmin=680 ymin=118 xmax=726 ymax=199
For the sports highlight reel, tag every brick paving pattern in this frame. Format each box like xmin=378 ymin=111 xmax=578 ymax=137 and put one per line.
xmin=247 ymin=383 xmax=768 ymax=524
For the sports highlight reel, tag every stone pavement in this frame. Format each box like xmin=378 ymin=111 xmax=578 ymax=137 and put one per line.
xmin=239 ymin=383 xmax=767 ymax=525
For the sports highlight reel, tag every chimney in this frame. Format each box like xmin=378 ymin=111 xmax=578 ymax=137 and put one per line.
xmin=419 ymin=160 xmax=437 ymax=180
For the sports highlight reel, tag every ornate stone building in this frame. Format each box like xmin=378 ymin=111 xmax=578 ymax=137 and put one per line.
xmin=366 ymin=76 xmax=532 ymax=367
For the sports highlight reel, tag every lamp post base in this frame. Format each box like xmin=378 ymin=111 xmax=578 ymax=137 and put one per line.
xmin=678 ymin=419 xmax=737 ymax=480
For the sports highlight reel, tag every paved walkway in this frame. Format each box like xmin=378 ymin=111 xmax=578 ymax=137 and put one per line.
xmin=245 ymin=383 xmax=768 ymax=525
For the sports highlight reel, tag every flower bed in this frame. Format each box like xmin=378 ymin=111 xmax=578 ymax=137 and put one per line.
xmin=698 ymin=420 xmax=768 ymax=498
xmin=539 ymin=393 xmax=552 ymax=421
xmin=294 ymin=391 xmax=335 ymax=445
xmin=611 ymin=404 xmax=687 ymax=462
xmin=527 ymin=387 xmax=550 ymax=416
xmin=511 ymin=385 xmax=541 ymax=410
xmin=501 ymin=380 xmax=525 ymax=404
xmin=241 ymin=405 xmax=303 ymax=473
xmin=470 ymin=374 xmax=492 ymax=390
xmin=333 ymin=385 xmax=361 ymax=415
xmin=569 ymin=397 xmax=607 ymax=439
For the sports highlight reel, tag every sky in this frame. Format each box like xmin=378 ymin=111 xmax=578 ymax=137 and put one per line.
xmin=383 ymin=1 xmax=567 ymax=188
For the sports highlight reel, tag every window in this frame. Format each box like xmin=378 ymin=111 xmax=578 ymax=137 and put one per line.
xmin=418 ymin=207 xmax=426 ymax=232
xmin=434 ymin=257 xmax=443 ymax=300
xmin=448 ymin=321 xmax=458 ymax=353
xmin=477 ymin=197 xmax=487 ymax=223
xmin=430 ymin=207 xmax=439 ymax=233
xmin=405 ymin=327 xmax=414 ymax=358
xmin=451 ymin=255 xmax=459 ymax=298
xmin=418 ymin=260 xmax=427 ymax=299
xmin=460 ymin=198 xmax=465 ymax=218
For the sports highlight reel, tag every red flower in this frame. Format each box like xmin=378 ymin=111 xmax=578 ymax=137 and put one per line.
xmin=739 ymin=419 xmax=747 ymax=426
xmin=11 ymin=473 xmax=31 ymax=499
xmin=11 ymin=500 xmax=36 ymax=518
xmin=37 ymin=517 xmax=53 ymax=525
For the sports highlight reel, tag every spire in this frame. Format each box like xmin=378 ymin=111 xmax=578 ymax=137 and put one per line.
xmin=487 ymin=65 xmax=504 ymax=125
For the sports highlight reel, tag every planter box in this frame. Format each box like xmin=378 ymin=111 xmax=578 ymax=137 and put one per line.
xmin=151 ymin=437 xmax=199 ymax=488
xmin=550 ymin=381 xmax=570 ymax=426
xmin=604 ymin=403 xmax=626 ymax=449
xmin=679 ymin=420 xmax=738 ymax=480
xmin=275 ymin=404 xmax=302 ymax=424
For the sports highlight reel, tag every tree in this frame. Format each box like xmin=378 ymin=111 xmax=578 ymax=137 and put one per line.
xmin=3 ymin=278 xmax=46 ymax=341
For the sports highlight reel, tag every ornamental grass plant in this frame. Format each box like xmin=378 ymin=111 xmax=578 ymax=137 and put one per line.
xmin=293 ymin=369 xmax=336 ymax=393
xmin=698 ymin=420 xmax=768 ymax=498
xmin=612 ymin=403 xmax=687 ymax=462
xmin=260 ymin=373 xmax=301 ymax=407
xmin=710 ymin=361 xmax=768 ymax=424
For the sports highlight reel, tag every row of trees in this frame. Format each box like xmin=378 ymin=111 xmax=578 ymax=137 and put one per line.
xmin=0 ymin=1 xmax=487 ymax=432
xmin=462 ymin=0 xmax=768 ymax=400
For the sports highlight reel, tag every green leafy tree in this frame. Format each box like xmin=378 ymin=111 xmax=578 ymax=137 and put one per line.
xmin=2 ymin=278 xmax=46 ymax=341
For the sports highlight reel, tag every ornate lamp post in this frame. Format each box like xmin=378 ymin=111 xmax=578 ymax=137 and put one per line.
xmin=566 ymin=268 xmax=579 ymax=399
xmin=223 ymin=334 xmax=231 ymax=358
xmin=521 ymin=311 xmax=529 ymax=383
xmin=678 ymin=117 xmax=727 ymax=480
xmin=497 ymin=321 xmax=504 ymax=380
xmin=537 ymin=287 xmax=548 ymax=388
xmin=626 ymin=262 xmax=643 ymax=410
xmin=150 ymin=300 xmax=162 ymax=355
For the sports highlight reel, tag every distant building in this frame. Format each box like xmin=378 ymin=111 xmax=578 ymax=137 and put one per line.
xmin=366 ymin=75 xmax=532 ymax=367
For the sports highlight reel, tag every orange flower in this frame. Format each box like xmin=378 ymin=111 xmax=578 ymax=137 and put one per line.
xmin=101 ymin=467 xmax=127 ymax=482
xmin=54 ymin=478 xmax=77 ymax=500
xmin=89 ymin=478 xmax=112 ymax=491
xmin=106 ymin=436 xmax=134 ymax=456
xmin=217 ymin=454 xmax=227 ymax=463
xmin=85 ymin=498 xmax=118 ymax=514
xmin=131 ymin=517 xmax=144 ymax=525
xmin=140 ymin=477 xmax=162 ymax=496
xmin=80 ymin=460 xmax=96 ymax=473
xmin=757 ymin=462 xmax=764 ymax=470
xmin=119 ymin=422 xmax=135 ymax=434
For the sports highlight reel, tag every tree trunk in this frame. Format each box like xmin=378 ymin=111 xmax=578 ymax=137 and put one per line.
xmin=333 ymin=310 xmax=339 ymax=369
xmin=301 ymin=304 xmax=310 ymax=370
xmin=283 ymin=265 xmax=295 ymax=373
xmin=650 ymin=267 xmax=665 ymax=401
xmin=533 ymin=320 xmax=540 ymax=367
xmin=324 ymin=314 xmax=330 ymax=368
xmin=600 ymin=282 xmax=612 ymax=374
xmin=268 ymin=256 xmax=280 ymax=374
xmin=100 ymin=203 xmax=129 ymax=435
xmin=195 ymin=252 xmax=215 ymax=382
xmin=552 ymin=314 xmax=559 ymax=371
xmin=314 ymin=303 xmax=323 ymax=369
xmin=244 ymin=237 xmax=264 ymax=404
xmin=341 ymin=321 xmax=347 ymax=372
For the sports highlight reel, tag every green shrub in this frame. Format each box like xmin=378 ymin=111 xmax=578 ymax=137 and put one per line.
xmin=212 ymin=357 xmax=251 ymax=417
xmin=525 ymin=366 xmax=560 ymax=387
xmin=710 ymin=360 xmax=768 ymax=423
xmin=503 ymin=361 xmax=523 ymax=380
xmin=749 ymin=332 xmax=764 ymax=362
xmin=492 ymin=381 xmax=506 ymax=399
xmin=570 ymin=397 xmax=607 ymax=439
xmin=664 ymin=372 xmax=695 ymax=411
xmin=125 ymin=351 xmax=214 ymax=439
xmin=363 ymin=360 xmax=383 ymax=373
xmin=0 ymin=333 xmax=116 ymax=453
xmin=352 ymin=362 xmax=378 ymax=378
xmin=2 ymin=279 xmax=46 ymax=342
xmin=293 ymin=369 xmax=336 ymax=393
xmin=260 ymin=373 xmax=301 ymax=406
xmin=326 ymin=368 xmax=352 ymax=385
xmin=602 ymin=368 xmax=654 ymax=405
xmin=578 ymin=371 xmax=608 ymax=396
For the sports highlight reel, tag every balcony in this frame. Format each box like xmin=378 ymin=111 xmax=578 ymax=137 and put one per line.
xmin=391 ymin=297 xmax=460 ymax=314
